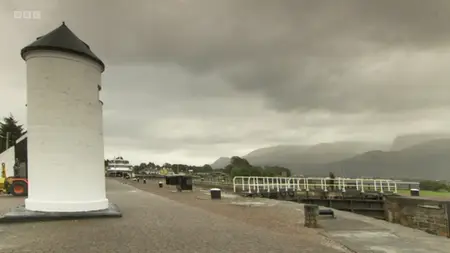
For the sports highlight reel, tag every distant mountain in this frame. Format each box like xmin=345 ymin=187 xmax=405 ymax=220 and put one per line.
xmin=211 ymin=137 xmax=450 ymax=180
xmin=243 ymin=142 xmax=389 ymax=171
xmin=390 ymin=133 xmax=450 ymax=151
xmin=308 ymin=139 xmax=450 ymax=180
xmin=210 ymin=157 xmax=231 ymax=169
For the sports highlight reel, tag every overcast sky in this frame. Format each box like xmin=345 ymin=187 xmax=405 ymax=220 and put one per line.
xmin=1 ymin=0 xmax=450 ymax=165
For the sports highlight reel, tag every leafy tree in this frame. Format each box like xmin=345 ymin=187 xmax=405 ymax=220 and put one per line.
xmin=329 ymin=172 xmax=335 ymax=179
xmin=420 ymin=180 xmax=449 ymax=192
xmin=216 ymin=156 xmax=293 ymax=177
xmin=262 ymin=166 xmax=291 ymax=177
xmin=201 ymin=164 xmax=213 ymax=172
xmin=223 ymin=164 xmax=233 ymax=175
xmin=0 ymin=114 xmax=25 ymax=153
xmin=230 ymin=156 xmax=251 ymax=168
xmin=230 ymin=167 xmax=245 ymax=178
xmin=228 ymin=156 xmax=251 ymax=176
xmin=114 ymin=156 xmax=292 ymax=179
xmin=231 ymin=166 xmax=264 ymax=177
xmin=132 ymin=163 xmax=148 ymax=174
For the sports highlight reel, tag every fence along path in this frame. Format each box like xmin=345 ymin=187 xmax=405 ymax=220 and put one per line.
xmin=231 ymin=176 xmax=419 ymax=194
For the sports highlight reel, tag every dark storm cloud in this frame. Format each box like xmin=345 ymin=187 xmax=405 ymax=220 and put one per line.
xmin=47 ymin=0 xmax=450 ymax=113
xmin=3 ymin=0 xmax=450 ymax=164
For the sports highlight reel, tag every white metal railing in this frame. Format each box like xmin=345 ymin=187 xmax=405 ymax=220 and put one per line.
xmin=232 ymin=176 xmax=418 ymax=194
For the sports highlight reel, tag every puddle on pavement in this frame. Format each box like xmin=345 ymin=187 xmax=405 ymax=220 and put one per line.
xmin=330 ymin=231 xmax=398 ymax=239
xmin=230 ymin=201 xmax=278 ymax=207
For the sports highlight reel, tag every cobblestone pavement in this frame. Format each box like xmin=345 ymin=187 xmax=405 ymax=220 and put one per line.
xmin=0 ymin=179 xmax=347 ymax=253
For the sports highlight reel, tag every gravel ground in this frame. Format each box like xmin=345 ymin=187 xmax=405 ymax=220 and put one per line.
xmin=0 ymin=178 xmax=349 ymax=253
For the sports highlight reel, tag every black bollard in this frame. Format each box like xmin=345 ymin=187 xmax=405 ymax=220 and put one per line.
xmin=137 ymin=178 xmax=140 ymax=183
xmin=143 ymin=179 xmax=147 ymax=184
xmin=210 ymin=188 xmax=222 ymax=200
xmin=158 ymin=181 xmax=163 ymax=188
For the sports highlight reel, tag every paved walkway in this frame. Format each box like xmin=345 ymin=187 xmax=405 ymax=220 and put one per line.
xmin=319 ymin=208 xmax=450 ymax=253
xmin=1 ymin=179 xmax=450 ymax=252
xmin=129 ymin=178 xmax=450 ymax=253
xmin=0 ymin=179 xmax=343 ymax=253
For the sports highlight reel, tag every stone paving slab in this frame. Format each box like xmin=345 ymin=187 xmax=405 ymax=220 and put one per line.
xmin=319 ymin=217 xmax=385 ymax=231
xmin=323 ymin=230 xmax=427 ymax=253
xmin=320 ymin=209 xmax=450 ymax=253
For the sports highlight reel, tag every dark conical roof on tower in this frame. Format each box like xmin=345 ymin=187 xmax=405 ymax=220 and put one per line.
xmin=21 ymin=22 xmax=105 ymax=71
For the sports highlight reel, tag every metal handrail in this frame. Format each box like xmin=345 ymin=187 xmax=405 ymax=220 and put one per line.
xmin=231 ymin=176 xmax=418 ymax=194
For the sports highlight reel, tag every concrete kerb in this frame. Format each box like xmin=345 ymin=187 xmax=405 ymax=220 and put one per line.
xmin=318 ymin=231 xmax=358 ymax=253
xmin=0 ymin=202 xmax=122 ymax=224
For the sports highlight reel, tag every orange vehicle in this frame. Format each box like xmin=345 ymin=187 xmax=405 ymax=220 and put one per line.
xmin=1 ymin=162 xmax=28 ymax=196
xmin=4 ymin=177 xmax=28 ymax=196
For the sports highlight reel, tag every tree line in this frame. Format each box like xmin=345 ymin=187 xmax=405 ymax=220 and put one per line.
xmin=418 ymin=180 xmax=450 ymax=192
xmin=124 ymin=161 xmax=215 ymax=174
xmin=124 ymin=156 xmax=292 ymax=178
xmin=0 ymin=114 xmax=26 ymax=154
xmin=223 ymin=156 xmax=291 ymax=177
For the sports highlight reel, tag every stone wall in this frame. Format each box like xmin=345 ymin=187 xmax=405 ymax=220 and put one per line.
xmin=384 ymin=195 xmax=450 ymax=237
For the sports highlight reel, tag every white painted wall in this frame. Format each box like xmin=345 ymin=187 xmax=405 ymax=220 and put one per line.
xmin=0 ymin=147 xmax=15 ymax=177
xmin=24 ymin=50 xmax=108 ymax=212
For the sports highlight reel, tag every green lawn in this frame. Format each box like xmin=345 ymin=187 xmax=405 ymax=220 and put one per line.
xmin=397 ymin=189 xmax=450 ymax=197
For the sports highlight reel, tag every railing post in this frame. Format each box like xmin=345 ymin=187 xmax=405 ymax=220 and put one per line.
xmin=230 ymin=176 xmax=414 ymax=197
xmin=268 ymin=177 xmax=272 ymax=192
xmin=256 ymin=176 xmax=260 ymax=193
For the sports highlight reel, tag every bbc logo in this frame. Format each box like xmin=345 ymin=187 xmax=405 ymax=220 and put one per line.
xmin=13 ymin=11 xmax=41 ymax=20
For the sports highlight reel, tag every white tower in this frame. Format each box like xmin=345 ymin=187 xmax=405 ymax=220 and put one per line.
xmin=21 ymin=22 xmax=108 ymax=212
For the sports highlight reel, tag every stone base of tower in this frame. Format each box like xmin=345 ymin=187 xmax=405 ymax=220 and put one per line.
xmin=25 ymin=198 xmax=110 ymax=212
xmin=0 ymin=202 xmax=122 ymax=223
